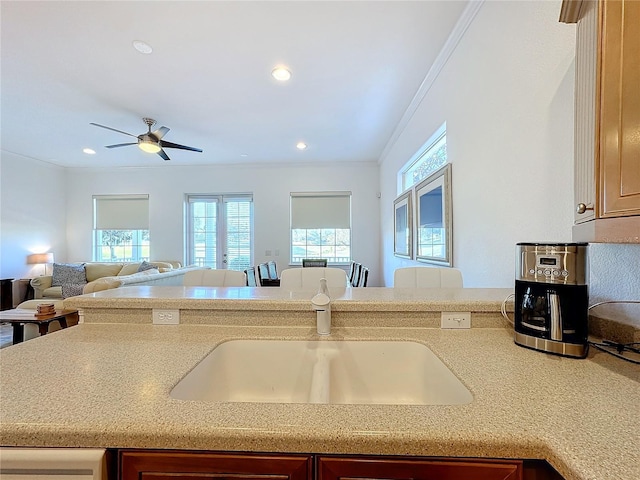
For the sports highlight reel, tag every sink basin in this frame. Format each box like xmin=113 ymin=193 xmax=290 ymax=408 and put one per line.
xmin=170 ymin=340 xmax=472 ymax=405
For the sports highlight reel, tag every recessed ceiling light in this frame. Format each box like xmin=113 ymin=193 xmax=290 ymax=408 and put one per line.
xmin=240 ymin=153 xmax=249 ymax=157
xmin=271 ymin=66 xmax=291 ymax=81
xmin=132 ymin=40 xmax=153 ymax=54
xmin=83 ymin=148 xmax=96 ymax=155
xmin=296 ymin=142 xmax=307 ymax=150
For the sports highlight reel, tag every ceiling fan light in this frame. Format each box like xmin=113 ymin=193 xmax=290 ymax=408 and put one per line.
xmin=271 ymin=66 xmax=291 ymax=81
xmin=139 ymin=140 xmax=161 ymax=153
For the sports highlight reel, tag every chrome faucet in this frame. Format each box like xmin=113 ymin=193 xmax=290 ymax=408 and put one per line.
xmin=311 ymin=278 xmax=331 ymax=335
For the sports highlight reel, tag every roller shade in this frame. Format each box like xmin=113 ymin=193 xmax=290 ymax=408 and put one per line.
xmin=94 ymin=195 xmax=149 ymax=230
xmin=291 ymin=192 xmax=351 ymax=229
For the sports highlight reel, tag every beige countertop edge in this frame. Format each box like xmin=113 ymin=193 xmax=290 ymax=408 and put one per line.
xmin=1 ymin=324 xmax=638 ymax=480
xmin=65 ymin=300 xmax=511 ymax=312
xmin=63 ymin=287 xmax=515 ymax=312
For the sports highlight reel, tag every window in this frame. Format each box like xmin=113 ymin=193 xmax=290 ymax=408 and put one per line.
xmin=290 ymin=192 xmax=351 ymax=265
xmin=93 ymin=195 xmax=149 ymax=262
xmin=400 ymin=123 xmax=447 ymax=192
xmin=186 ymin=194 xmax=253 ymax=271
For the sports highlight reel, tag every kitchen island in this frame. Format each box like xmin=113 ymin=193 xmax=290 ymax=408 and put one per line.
xmin=1 ymin=287 xmax=638 ymax=480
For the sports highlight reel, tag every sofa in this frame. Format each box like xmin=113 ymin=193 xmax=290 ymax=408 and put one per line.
xmin=20 ymin=261 xmax=203 ymax=308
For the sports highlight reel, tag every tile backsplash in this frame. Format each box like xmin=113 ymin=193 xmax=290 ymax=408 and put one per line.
xmin=588 ymin=243 xmax=640 ymax=304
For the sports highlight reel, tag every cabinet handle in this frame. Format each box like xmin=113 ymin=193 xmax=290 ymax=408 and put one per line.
xmin=576 ymin=203 xmax=594 ymax=214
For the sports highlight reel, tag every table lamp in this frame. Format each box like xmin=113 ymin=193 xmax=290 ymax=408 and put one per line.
xmin=27 ymin=253 xmax=54 ymax=276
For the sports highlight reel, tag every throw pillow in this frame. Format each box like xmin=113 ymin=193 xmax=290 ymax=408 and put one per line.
xmin=137 ymin=260 xmax=157 ymax=272
xmin=61 ymin=283 xmax=86 ymax=299
xmin=51 ymin=263 xmax=86 ymax=286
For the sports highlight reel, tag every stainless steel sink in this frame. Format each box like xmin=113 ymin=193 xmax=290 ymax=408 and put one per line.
xmin=170 ymin=340 xmax=472 ymax=405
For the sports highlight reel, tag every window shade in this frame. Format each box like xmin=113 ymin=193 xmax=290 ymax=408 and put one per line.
xmin=290 ymin=192 xmax=351 ymax=229
xmin=94 ymin=195 xmax=149 ymax=230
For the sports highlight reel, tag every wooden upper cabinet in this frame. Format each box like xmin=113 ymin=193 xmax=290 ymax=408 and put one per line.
xmin=567 ymin=0 xmax=640 ymax=242
xmin=599 ymin=0 xmax=640 ymax=217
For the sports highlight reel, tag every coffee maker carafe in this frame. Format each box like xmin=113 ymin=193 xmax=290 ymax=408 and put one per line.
xmin=514 ymin=243 xmax=589 ymax=358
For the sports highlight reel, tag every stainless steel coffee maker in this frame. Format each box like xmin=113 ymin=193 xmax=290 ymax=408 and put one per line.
xmin=514 ymin=242 xmax=589 ymax=358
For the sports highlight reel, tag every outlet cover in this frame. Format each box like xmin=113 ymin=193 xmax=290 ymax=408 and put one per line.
xmin=152 ymin=309 xmax=180 ymax=325
xmin=441 ymin=312 xmax=471 ymax=329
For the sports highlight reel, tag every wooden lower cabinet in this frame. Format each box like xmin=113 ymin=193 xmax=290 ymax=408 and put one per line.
xmin=317 ymin=456 xmax=522 ymax=480
xmin=119 ymin=450 xmax=312 ymax=480
xmin=118 ymin=450 xmax=562 ymax=480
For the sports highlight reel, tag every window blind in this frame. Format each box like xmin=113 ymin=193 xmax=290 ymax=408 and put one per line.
xmin=94 ymin=195 xmax=149 ymax=230
xmin=290 ymin=192 xmax=351 ymax=229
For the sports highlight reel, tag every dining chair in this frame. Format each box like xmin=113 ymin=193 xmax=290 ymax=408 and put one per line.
xmin=393 ymin=266 xmax=463 ymax=288
xmin=351 ymin=263 xmax=362 ymax=287
xmin=267 ymin=260 xmax=278 ymax=280
xmin=357 ymin=267 xmax=369 ymax=287
xmin=244 ymin=267 xmax=258 ymax=287
xmin=183 ymin=269 xmax=247 ymax=287
xmin=302 ymin=258 xmax=328 ymax=267
xmin=347 ymin=261 xmax=356 ymax=285
xmin=258 ymin=262 xmax=280 ymax=286
xmin=279 ymin=267 xmax=348 ymax=290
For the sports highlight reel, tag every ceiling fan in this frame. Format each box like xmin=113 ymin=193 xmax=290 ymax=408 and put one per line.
xmin=90 ymin=117 xmax=203 ymax=161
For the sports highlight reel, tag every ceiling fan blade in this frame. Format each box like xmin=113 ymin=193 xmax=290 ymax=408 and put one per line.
xmin=160 ymin=140 xmax=203 ymax=152
xmin=89 ymin=123 xmax=138 ymax=138
xmin=152 ymin=126 xmax=170 ymax=140
xmin=105 ymin=142 xmax=138 ymax=149
xmin=157 ymin=148 xmax=171 ymax=161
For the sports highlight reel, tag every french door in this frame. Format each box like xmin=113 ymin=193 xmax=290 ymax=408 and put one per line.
xmin=186 ymin=194 xmax=253 ymax=270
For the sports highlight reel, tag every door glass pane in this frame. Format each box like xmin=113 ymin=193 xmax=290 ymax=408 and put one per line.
xmin=187 ymin=195 xmax=253 ymax=270
xmin=191 ymin=199 xmax=217 ymax=268
xmin=225 ymin=199 xmax=252 ymax=271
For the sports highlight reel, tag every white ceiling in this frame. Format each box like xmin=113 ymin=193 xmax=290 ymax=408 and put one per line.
xmin=1 ymin=1 xmax=468 ymax=168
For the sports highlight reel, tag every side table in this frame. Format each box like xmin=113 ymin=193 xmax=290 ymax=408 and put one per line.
xmin=0 ymin=278 xmax=14 ymax=311
xmin=0 ymin=308 xmax=79 ymax=345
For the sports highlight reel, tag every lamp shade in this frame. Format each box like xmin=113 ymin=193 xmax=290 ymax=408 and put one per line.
xmin=27 ymin=253 xmax=54 ymax=265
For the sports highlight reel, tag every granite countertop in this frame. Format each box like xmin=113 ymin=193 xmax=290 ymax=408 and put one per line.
xmin=63 ymin=286 xmax=515 ymax=312
xmin=1 ymin=320 xmax=638 ymax=480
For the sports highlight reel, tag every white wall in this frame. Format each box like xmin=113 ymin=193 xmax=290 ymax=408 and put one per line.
xmin=65 ymin=162 xmax=382 ymax=284
xmin=379 ymin=1 xmax=576 ymax=287
xmin=0 ymin=152 xmax=68 ymax=279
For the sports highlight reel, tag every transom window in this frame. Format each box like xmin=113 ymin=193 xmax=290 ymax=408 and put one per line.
xmin=400 ymin=123 xmax=447 ymax=192
xmin=290 ymin=192 xmax=351 ymax=265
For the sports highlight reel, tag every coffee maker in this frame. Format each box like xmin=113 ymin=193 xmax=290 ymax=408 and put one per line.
xmin=514 ymin=242 xmax=589 ymax=358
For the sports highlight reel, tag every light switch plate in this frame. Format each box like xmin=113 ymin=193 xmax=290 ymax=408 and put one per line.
xmin=153 ymin=309 xmax=180 ymax=325
xmin=441 ymin=312 xmax=471 ymax=329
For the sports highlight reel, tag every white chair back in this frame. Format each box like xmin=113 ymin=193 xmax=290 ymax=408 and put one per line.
xmin=279 ymin=267 xmax=348 ymax=289
xmin=393 ymin=266 xmax=463 ymax=288
xmin=183 ymin=269 xmax=247 ymax=287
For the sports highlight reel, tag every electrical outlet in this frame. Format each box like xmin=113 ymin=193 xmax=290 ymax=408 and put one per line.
xmin=441 ymin=312 xmax=471 ymax=329
xmin=152 ymin=309 xmax=180 ymax=325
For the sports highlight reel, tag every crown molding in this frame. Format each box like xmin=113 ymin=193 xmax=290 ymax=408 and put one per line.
xmin=378 ymin=0 xmax=485 ymax=164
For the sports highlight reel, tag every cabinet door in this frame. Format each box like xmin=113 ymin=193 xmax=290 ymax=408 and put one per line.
xmin=120 ymin=450 xmax=311 ymax=480
xmin=317 ymin=456 xmax=522 ymax=480
xmin=599 ymin=0 xmax=640 ymax=217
